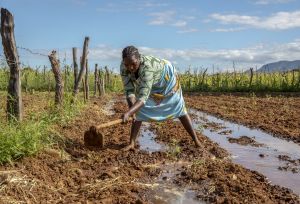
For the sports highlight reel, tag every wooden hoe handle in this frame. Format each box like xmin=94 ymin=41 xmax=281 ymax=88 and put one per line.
xmin=95 ymin=118 xmax=133 ymax=129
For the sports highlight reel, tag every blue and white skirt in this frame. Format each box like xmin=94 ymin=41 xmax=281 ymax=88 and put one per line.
xmin=136 ymin=60 xmax=187 ymax=122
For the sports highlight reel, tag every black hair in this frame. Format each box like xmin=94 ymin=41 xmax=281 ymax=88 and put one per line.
xmin=122 ymin=45 xmax=140 ymax=59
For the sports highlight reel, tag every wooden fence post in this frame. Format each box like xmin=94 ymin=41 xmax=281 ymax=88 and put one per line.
xmin=73 ymin=37 xmax=89 ymax=96
xmin=82 ymin=78 xmax=86 ymax=103
xmin=72 ymin=47 xmax=78 ymax=91
xmin=85 ymin=59 xmax=89 ymax=101
xmin=43 ymin=65 xmax=46 ymax=83
xmin=249 ymin=67 xmax=254 ymax=88
xmin=1 ymin=8 xmax=23 ymax=121
xmin=105 ymin=66 xmax=110 ymax=89
xmin=98 ymin=69 xmax=105 ymax=96
xmin=48 ymin=50 xmax=64 ymax=106
xmin=94 ymin=64 xmax=98 ymax=96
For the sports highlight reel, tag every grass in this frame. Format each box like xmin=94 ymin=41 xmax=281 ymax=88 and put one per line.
xmin=2 ymin=66 xmax=300 ymax=94
xmin=167 ymin=138 xmax=182 ymax=160
xmin=0 ymin=92 xmax=85 ymax=164
xmin=0 ymin=67 xmax=123 ymax=93
xmin=0 ymin=119 xmax=48 ymax=163
xmin=180 ymin=69 xmax=300 ymax=92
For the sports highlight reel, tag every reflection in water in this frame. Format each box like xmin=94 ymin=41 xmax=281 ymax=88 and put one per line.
xmin=190 ymin=108 xmax=300 ymax=195
xmin=138 ymin=122 xmax=166 ymax=153
xmin=138 ymin=125 xmax=203 ymax=203
xmin=146 ymin=162 xmax=204 ymax=204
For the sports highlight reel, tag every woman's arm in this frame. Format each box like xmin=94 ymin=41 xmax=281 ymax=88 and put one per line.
xmin=122 ymin=100 xmax=144 ymax=123
xmin=120 ymin=63 xmax=136 ymax=98
xmin=126 ymin=95 xmax=136 ymax=108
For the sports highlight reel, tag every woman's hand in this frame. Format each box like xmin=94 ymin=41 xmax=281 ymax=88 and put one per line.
xmin=122 ymin=100 xmax=144 ymax=123
xmin=122 ymin=112 xmax=131 ymax=123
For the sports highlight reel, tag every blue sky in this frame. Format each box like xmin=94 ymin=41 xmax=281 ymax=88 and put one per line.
xmin=0 ymin=0 xmax=300 ymax=72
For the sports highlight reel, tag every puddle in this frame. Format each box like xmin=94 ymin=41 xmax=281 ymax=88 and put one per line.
xmin=149 ymin=186 xmax=201 ymax=204
xmin=190 ymin=108 xmax=300 ymax=195
xmin=138 ymin=123 xmax=166 ymax=153
xmin=134 ymin=112 xmax=200 ymax=202
xmin=144 ymin=162 xmax=204 ymax=204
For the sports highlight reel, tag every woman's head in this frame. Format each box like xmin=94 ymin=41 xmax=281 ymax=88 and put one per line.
xmin=122 ymin=46 xmax=140 ymax=73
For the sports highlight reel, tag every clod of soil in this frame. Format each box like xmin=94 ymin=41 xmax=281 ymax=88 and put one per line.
xmin=84 ymin=126 xmax=104 ymax=147
xmin=277 ymin=154 xmax=300 ymax=173
xmin=227 ymin=136 xmax=264 ymax=147
xmin=204 ymin=122 xmax=225 ymax=132
xmin=218 ymin=129 xmax=232 ymax=135
xmin=278 ymin=155 xmax=300 ymax=165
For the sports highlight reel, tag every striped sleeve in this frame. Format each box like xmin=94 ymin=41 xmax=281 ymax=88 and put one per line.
xmin=136 ymin=67 xmax=154 ymax=103
xmin=120 ymin=63 xmax=135 ymax=98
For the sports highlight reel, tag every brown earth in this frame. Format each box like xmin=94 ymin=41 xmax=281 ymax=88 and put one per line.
xmin=185 ymin=93 xmax=300 ymax=144
xmin=0 ymin=94 xmax=299 ymax=203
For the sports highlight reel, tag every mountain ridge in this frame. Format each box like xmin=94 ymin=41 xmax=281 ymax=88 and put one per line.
xmin=258 ymin=60 xmax=300 ymax=72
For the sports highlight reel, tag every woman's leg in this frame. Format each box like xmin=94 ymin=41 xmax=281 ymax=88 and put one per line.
xmin=123 ymin=120 xmax=142 ymax=151
xmin=179 ymin=114 xmax=202 ymax=147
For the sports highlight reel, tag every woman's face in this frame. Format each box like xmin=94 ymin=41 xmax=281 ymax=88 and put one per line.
xmin=123 ymin=55 xmax=140 ymax=73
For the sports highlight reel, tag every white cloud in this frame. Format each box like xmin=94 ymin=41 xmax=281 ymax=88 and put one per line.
xmin=177 ymin=28 xmax=198 ymax=33
xmin=141 ymin=1 xmax=168 ymax=8
xmin=183 ymin=16 xmax=196 ymax=20
xmin=211 ymin=27 xmax=246 ymax=32
xmin=97 ymin=1 xmax=168 ymax=13
xmin=172 ymin=20 xmax=187 ymax=27
xmin=148 ymin=11 xmax=197 ymax=34
xmin=85 ymin=39 xmax=300 ymax=66
xmin=15 ymin=40 xmax=300 ymax=70
xmin=254 ymin=0 xmax=294 ymax=5
xmin=211 ymin=10 xmax=300 ymax=30
xmin=148 ymin=11 xmax=176 ymax=25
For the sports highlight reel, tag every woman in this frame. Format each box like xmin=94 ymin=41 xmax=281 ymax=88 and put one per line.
xmin=120 ymin=45 xmax=201 ymax=151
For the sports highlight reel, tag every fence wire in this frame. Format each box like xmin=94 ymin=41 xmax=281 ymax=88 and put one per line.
xmin=0 ymin=46 xmax=72 ymax=68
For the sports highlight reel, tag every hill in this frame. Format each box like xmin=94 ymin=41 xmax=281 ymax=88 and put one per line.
xmin=258 ymin=60 xmax=300 ymax=72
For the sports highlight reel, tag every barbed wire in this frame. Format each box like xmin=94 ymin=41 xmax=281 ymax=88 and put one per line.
xmin=0 ymin=54 xmax=29 ymax=67
xmin=0 ymin=46 xmax=72 ymax=68
xmin=16 ymin=46 xmax=49 ymax=57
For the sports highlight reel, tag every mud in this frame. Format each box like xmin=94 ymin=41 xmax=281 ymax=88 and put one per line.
xmin=277 ymin=155 xmax=300 ymax=174
xmin=150 ymin=118 xmax=300 ymax=203
xmin=227 ymin=136 xmax=264 ymax=147
xmin=84 ymin=126 xmax=104 ymax=147
xmin=0 ymin=94 xmax=299 ymax=203
xmin=190 ymin=107 xmax=300 ymax=194
xmin=185 ymin=93 xmax=300 ymax=144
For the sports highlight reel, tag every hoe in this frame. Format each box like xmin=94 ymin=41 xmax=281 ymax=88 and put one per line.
xmin=84 ymin=118 xmax=132 ymax=148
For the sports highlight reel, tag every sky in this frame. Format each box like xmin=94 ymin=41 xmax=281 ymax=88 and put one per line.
xmin=0 ymin=0 xmax=300 ymax=73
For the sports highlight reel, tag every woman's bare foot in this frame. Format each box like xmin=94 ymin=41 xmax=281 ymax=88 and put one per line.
xmin=122 ymin=143 xmax=135 ymax=151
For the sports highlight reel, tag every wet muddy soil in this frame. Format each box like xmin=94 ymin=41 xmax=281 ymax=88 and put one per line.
xmin=227 ymin=136 xmax=264 ymax=147
xmin=190 ymin=107 xmax=300 ymax=194
xmin=0 ymin=94 xmax=299 ymax=203
xmin=185 ymin=93 xmax=300 ymax=144
xmin=151 ymin=118 xmax=300 ymax=203
xmin=277 ymin=155 xmax=300 ymax=174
